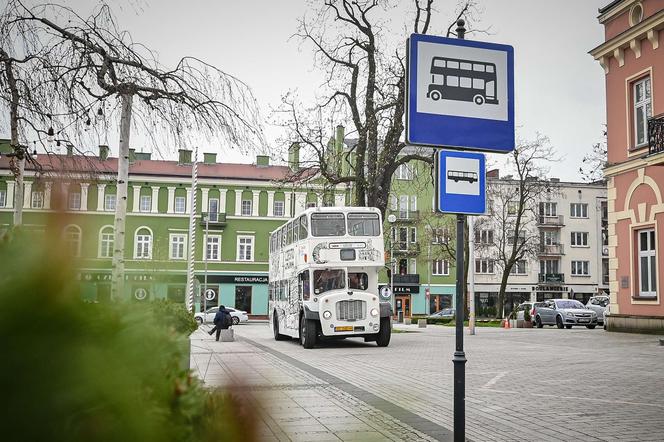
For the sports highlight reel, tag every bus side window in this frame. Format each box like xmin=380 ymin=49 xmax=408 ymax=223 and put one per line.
xmin=281 ymin=227 xmax=286 ymax=248
xmin=293 ymin=218 xmax=299 ymax=242
xmin=300 ymin=215 xmax=308 ymax=239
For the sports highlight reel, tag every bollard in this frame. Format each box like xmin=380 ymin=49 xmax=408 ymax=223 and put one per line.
xmin=220 ymin=329 xmax=235 ymax=342
xmin=418 ymin=319 xmax=427 ymax=328
xmin=404 ymin=318 xmax=412 ymax=325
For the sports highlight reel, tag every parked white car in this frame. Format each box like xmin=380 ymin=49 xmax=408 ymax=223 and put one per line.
xmin=194 ymin=306 xmax=249 ymax=325
xmin=586 ymin=295 xmax=609 ymax=325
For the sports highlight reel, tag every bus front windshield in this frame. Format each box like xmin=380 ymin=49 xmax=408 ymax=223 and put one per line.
xmin=347 ymin=213 xmax=381 ymax=236
xmin=311 ymin=213 xmax=346 ymax=237
xmin=313 ymin=269 xmax=345 ymax=294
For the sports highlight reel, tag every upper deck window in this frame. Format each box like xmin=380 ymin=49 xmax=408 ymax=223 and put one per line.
xmin=347 ymin=213 xmax=381 ymax=236
xmin=311 ymin=213 xmax=346 ymax=237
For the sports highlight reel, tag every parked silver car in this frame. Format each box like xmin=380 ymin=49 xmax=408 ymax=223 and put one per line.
xmin=586 ymin=295 xmax=609 ymax=325
xmin=534 ymin=299 xmax=598 ymax=329
xmin=515 ymin=302 xmax=545 ymax=321
xmin=428 ymin=308 xmax=455 ymax=319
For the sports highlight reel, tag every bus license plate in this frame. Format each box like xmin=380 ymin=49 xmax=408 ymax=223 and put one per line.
xmin=335 ymin=326 xmax=353 ymax=332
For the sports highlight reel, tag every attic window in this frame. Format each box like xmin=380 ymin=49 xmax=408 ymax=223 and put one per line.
xmin=629 ymin=3 xmax=643 ymax=26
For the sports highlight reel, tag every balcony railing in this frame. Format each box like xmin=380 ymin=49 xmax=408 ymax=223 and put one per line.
xmin=200 ymin=212 xmax=226 ymax=228
xmin=538 ymin=243 xmax=564 ymax=255
xmin=393 ymin=274 xmax=420 ymax=285
xmin=537 ymin=215 xmax=564 ymax=227
xmin=538 ymin=273 xmax=565 ymax=284
xmin=393 ymin=242 xmax=421 ymax=255
xmin=389 ymin=209 xmax=419 ymax=222
xmin=648 ymin=115 xmax=664 ymax=155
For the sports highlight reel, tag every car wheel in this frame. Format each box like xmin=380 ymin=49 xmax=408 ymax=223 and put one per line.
xmin=473 ymin=94 xmax=485 ymax=105
xmin=376 ymin=317 xmax=392 ymax=347
xmin=535 ymin=316 xmax=543 ymax=328
xmin=195 ymin=317 xmax=203 ymax=325
xmin=429 ymin=90 xmax=442 ymax=101
xmin=586 ymin=325 xmax=596 ymax=329
xmin=565 ymin=325 xmax=573 ymax=329
xmin=300 ymin=316 xmax=317 ymax=349
xmin=232 ymin=316 xmax=240 ymax=325
xmin=556 ymin=316 xmax=564 ymax=329
xmin=273 ymin=313 xmax=287 ymax=341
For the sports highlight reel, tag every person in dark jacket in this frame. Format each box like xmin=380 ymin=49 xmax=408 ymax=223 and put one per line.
xmin=208 ymin=305 xmax=232 ymax=341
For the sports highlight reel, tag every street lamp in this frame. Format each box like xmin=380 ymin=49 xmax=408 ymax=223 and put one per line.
xmin=387 ymin=214 xmax=396 ymax=314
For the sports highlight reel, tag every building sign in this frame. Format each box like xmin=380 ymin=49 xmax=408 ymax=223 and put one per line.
xmin=380 ymin=284 xmax=420 ymax=295
xmin=196 ymin=275 xmax=269 ymax=284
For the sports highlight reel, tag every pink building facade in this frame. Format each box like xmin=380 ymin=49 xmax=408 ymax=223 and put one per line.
xmin=591 ymin=0 xmax=664 ymax=332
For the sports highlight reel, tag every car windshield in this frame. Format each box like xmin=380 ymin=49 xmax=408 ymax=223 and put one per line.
xmin=556 ymin=300 xmax=585 ymax=309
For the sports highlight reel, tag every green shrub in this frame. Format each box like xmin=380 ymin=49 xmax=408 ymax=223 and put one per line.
xmin=0 ymin=221 xmax=254 ymax=441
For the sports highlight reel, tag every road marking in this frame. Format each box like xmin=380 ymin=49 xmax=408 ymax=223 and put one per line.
xmin=241 ymin=336 xmax=454 ymax=442
xmin=482 ymin=388 xmax=664 ymax=409
xmin=482 ymin=371 xmax=508 ymax=388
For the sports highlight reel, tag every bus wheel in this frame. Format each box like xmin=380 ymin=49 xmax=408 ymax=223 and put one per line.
xmin=273 ymin=314 xmax=287 ymax=341
xmin=429 ymin=90 xmax=442 ymax=101
xmin=473 ymin=94 xmax=485 ymax=105
xmin=300 ymin=316 xmax=317 ymax=349
xmin=376 ymin=317 xmax=391 ymax=347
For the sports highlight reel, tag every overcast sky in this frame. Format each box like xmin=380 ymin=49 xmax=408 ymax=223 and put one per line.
xmin=3 ymin=0 xmax=609 ymax=181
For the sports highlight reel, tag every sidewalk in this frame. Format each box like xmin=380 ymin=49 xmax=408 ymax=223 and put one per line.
xmin=190 ymin=325 xmax=441 ymax=442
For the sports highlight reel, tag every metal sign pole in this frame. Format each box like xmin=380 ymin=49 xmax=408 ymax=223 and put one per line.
xmin=204 ymin=216 xmax=208 ymax=320
xmin=453 ymin=20 xmax=467 ymax=442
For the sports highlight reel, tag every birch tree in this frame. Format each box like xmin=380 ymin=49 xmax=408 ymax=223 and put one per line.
xmin=7 ymin=1 xmax=263 ymax=300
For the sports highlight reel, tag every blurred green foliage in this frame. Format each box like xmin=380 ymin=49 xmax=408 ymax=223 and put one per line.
xmin=0 ymin=220 xmax=257 ymax=441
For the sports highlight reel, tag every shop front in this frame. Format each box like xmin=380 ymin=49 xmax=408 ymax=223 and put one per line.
xmin=195 ymin=274 xmax=269 ymax=318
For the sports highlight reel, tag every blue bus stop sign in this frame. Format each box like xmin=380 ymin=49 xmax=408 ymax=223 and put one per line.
xmin=436 ymin=150 xmax=486 ymax=215
xmin=406 ymin=34 xmax=514 ymax=152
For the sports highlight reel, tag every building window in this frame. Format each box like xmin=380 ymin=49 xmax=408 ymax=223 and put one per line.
xmin=570 ymin=232 xmax=589 ymax=247
xmin=432 ymin=227 xmax=450 ymax=244
xmin=237 ymin=236 xmax=254 ymax=262
xmin=169 ymin=234 xmax=187 ymax=260
xmin=99 ymin=226 xmax=114 ymax=258
xmin=637 ymin=229 xmax=657 ymax=297
xmin=540 ymin=259 xmax=560 ymax=274
xmin=205 ymin=235 xmax=221 ymax=261
xmin=542 ymin=230 xmax=558 ymax=245
xmin=539 ymin=202 xmax=557 ymax=217
xmin=509 ymin=260 xmax=527 ymax=275
xmin=274 ymin=200 xmax=285 ymax=217
xmin=134 ymin=227 xmax=153 ymax=259
xmin=306 ymin=201 xmax=317 ymax=209
xmin=475 ymin=259 xmax=494 ymax=274
xmin=570 ymin=203 xmax=588 ymax=218
xmin=63 ymin=225 xmax=82 ymax=257
xmin=571 ymin=260 xmax=590 ymax=276
xmin=395 ymin=163 xmax=414 ymax=180
xmin=475 ymin=229 xmax=494 ymax=245
xmin=0 ymin=189 xmax=6 ymax=207
xmin=633 ymin=76 xmax=652 ymax=147
xmin=104 ymin=194 xmax=116 ymax=211
xmin=432 ymin=259 xmax=450 ymax=276
xmin=174 ymin=196 xmax=186 ymax=214
xmin=507 ymin=201 xmax=518 ymax=216
xmin=409 ymin=258 xmax=417 ymax=274
xmin=31 ymin=191 xmax=44 ymax=209
xmin=68 ymin=192 xmax=81 ymax=210
xmin=139 ymin=195 xmax=151 ymax=213
xmin=241 ymin=199 xmax=252 ymax=216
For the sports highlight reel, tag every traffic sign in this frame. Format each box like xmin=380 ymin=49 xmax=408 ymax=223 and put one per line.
xmin=204 ymin=289 xmax=216 ymax=301
xmin=134 ymin=288 xmax=147 ymax=300
xmin=406 ymin=34 xmax=514 ymax=152
xmin=435 ymin=149 xmax=486 ymax=215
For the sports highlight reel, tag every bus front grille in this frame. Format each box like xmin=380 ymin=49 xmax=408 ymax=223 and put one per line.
xmin=336 ymin=300 xmax=366 ymax=321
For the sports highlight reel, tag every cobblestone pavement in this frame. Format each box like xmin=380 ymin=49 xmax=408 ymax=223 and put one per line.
xmin=190 ymin=323 xmax=664 ymax=442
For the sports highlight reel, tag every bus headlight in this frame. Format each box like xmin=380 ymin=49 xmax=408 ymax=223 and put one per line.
xmin=323 ymin=311 xmax=332 ymax=319
xmin=370 ymin=308 xmax=379 ymax=317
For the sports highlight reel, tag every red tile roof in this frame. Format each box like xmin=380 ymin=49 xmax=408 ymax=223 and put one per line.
xmin=0 ymin=153 xmax=314 ymax=182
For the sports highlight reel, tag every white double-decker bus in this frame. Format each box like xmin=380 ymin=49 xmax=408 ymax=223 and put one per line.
xmin=269 ymin=207 xmax=392 ymax=348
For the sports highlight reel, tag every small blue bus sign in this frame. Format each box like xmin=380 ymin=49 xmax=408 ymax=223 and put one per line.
xmin=436 ymin=150 xmax=486 ymax=215
xmin=406 ymin=34 xmax=515 ymax=153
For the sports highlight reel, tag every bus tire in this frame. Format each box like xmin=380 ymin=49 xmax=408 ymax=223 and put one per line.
xmin=300 ymin=316 xmax=317 ymax=349
xmin=429 ymin=90 xmax=442 ymax=101
xmin=376 ymin=317 xmax=391 ymax=347
xmin=273 ymin=313 xmax=287 ymax=341
xmin=473 ymin=94 xmax=485 ymax=105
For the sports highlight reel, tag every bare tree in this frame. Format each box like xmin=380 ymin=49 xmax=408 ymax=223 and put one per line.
xmin=7 ymin=1 xmax=263 ymax=300
xmin=579 ymin=126 xmax=607 ymax=182
xmin=478 ymin=135 xmax=557 ymax=318
xmin=277 ymin=0 xmax=480 ymax=216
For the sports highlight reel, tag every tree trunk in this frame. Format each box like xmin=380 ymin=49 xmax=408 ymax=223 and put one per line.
xmin=497 ymin=268 xmax=510 ymax=319
xmin=111 ymin=93 xmax=133 ymax=301
xmin=4 ymin=57 xmax=24 ymax=226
